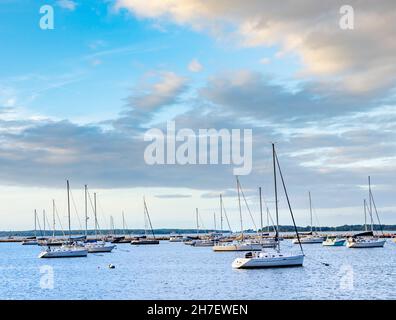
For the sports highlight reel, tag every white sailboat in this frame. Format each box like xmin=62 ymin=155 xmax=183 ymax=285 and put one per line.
xmin=232 ymin=144 xmax=305 ymax=269
xmin=39 ymin=180 xmax=88 ymax=258
xmin=191 ymin=209 xmax=215 ymax=247
xmin=292 ymin=192 xmax=324 ymax=244
xmin=85 ymin=190 xmax=115 ymax=253
xmin=214 ymin=177 xmax=262 ymax=252
xmin=347 ymin=177 xmax=385 ymax=248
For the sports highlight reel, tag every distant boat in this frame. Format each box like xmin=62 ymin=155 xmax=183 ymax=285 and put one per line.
xmin=322 ymin=236 xmax=346 ymax=246
xmin=131 ymin=198 xmax=159 ymax=245
xmin=213 ymin=177 xmax=263 ymax=252
xmin=22 ymin=211 xmax=39 ymax=245
xmin=169 ymin=234 xmax=184 ymax=242
xmin=292 ymin=192 xmax=325 ymax=244
xmin=347 ymin=177 xmax=385 ymax=249
xmin=192 ymin=239 xmax=214 ymax=247
xmin=39 ymin=181 xmax=88 ymax=258
xmin=232 ymin=144 xmax=305 ymax=269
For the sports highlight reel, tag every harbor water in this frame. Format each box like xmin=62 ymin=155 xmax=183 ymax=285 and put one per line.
xmin=0 ymin=240 xmax=395 ymax=299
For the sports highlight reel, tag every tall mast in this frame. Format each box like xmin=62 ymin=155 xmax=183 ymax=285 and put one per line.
xmin=368 ymin=176 xmax=373 ymax=232
xmin=52 ymin=199 xmax=55 ymax=238
xmin=272 ymin=144 xmax=279 ymax=240
xmin=266 ymin=207 xmax=270 ymax=233
xmin=67 ymin=180 xmax=71 ymax=241
xmin=236 ymin=176 xmax=243 ymax=238
xmin=259 ymin=187 xmax=263 ymax=239
xmin=84 ymin=185 xmax=88 ymax=237
xmin=213 ymin=212 xmax=217 ymax=231
xmin=94 ymin=192 xmax=98 ymax=239
xmin=309 ymin=191 xmax=313 ymax=233
xmin=43 ymin=210 xmax=46 ymax=237
xmin=196 ymin=208 xmax=199 ymax=236
xmin=34 ymin=209 xmax=37 ymax=238
xmin=122 ymin=211 xmax=126 ymax=235
xmin=143 ymin=198 xmax=156 ymax=239
xmin=364 ymin=199 xmax=367 ymax=231
xmin=220 ymin=194 xmax=223 ymax=232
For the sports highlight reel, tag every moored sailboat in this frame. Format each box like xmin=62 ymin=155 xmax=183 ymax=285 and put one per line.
xmin=347 ymin=177 xmax=385 ymax=249
xmin=232 ymin=144 xmax=305 ymax=269
xmin=38 ymin=180 xmax=88 ymax=258
xmin=131 ymin=197 xmax=159 ymax=245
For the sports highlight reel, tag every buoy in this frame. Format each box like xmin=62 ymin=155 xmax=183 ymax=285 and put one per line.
xmin=108 ymin=264 xmax=115 ymax=269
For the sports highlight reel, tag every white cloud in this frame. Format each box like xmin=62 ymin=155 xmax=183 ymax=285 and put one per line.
xmin=115 ymin=0 xmax=396 ymax=94
xmin=188 ymin=59 xmax=203 ymax=72
xmin=57 ymin=0 xmax=77 ymax=11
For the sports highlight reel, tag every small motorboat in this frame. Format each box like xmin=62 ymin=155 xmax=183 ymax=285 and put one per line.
xmin=322 ymin=236 xmax=346 ymax=246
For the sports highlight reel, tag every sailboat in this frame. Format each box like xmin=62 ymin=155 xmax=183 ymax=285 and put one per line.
xmin=347 ymin=177 xmax=385 ymax=248
xmin=85 ymin=190 xmax=116 ymax=253
xmin=232 ymin=144 xmax=304 ymax=269
xmin=292 ymin=192 xmax=324 ymax=244
xmin=131 ymin=197 xmax=159 ymax=245
xmin=213 ymin=177 xmax=262 ymax=252
xmin=192 ymin=208 xmax=215 ymax=247
xmin=22 ymin=210 xmax=39 ymax=245
xmin=256 ymin=187 xmax=278 ymax=248
xmin=38 ymin=180 xmax=88 ymax=258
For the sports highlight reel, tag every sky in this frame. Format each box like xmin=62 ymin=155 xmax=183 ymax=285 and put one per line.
xmin=0 ymin=0 xmax=395 ymax=231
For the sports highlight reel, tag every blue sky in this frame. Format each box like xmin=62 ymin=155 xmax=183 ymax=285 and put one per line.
xmin=1 ymin=0 xmax=395 ymax=230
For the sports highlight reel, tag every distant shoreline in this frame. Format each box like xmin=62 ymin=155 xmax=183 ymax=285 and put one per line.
xmin=1 ymin=224 xmax=395 ymax=237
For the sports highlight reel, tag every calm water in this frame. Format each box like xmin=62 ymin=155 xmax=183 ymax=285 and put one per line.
xmin=0 ymin=240 xmax=395 ymax=299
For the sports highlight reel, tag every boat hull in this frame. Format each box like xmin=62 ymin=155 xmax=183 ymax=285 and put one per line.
xmin=213 ymin=243 xmax=262 ymax=252
xmin=87 ymin=244 xmax=116 ymax=253
xmin=322 ymin=239 xmax=346 ymax=246
xmin=131 ymin=240 xmax=160 ymax=245
xmin=292 ymin=237 xmax=324 ymax=244
xmin=38 ymin=249 xmax=88 ymax=258
xmin=22 ymin=241 xmax=38 ymax=245
xmin=232 ymin=254 xmax=304 ymax=269
xmin=347 ymin=239 xmax=386 ymax=248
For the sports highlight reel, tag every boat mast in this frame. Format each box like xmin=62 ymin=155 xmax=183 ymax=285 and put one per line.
xmin=34 ymin=209 xmax=37 ymax=238
xmin=272 ymin=144 xmax=279 ymax=245
xmin=94 ymin=192 xmax=98 ymax=239
xmin=368 ymin=176 xmax=374 ymax=232
xmin=143 ymin=197 xmax=156 ymax=239
xmin=67 ymin=180 xmax=71 ymax=242
xmin=43 ymin=210 xmax=46 ymax=237
xmin=220 ymin=194 xmax=223 ymax=232
xmin=52 ymin=199 xmax=56 ymax=238
xmin=84 ymin=185 xmax=88 ymax=237
xmin=236 ymin=176 xmax=243 ymax=239
xmin=309 ymin=191 xmax=313 ymax=233
xmin=122 ymin=211 xmax=126 ymax=235
xmin=196 ymin=208 xmax=199 ymax=236
xmin=259 ymin=187 xmax=263 ymax=239
xmin=213 ymin=212 xmax=217 ymax=231
xmin=364 ymin=199 xmax=368 ymax=231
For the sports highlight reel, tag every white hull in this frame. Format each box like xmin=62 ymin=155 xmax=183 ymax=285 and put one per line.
xmin=86 ymin=244 xmax=115 ymax=253
xmin=169 ymin=238 xmax=183 ymax=242
xmin=292 ymin=236 xmax=324 ymax=244
xmin=38 ymin=248 xmax=88 ymax=258
xmin=232 ymin=253 xmax=304 ymax=269
xmin=347 ymin=239 xmax=386 ymax=248
xmin=213 ymin=243 xmax=262 ymax=252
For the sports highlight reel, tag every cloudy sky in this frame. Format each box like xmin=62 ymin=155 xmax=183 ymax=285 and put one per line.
xmin=0 ymin=0 xmax=395 ymax=231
